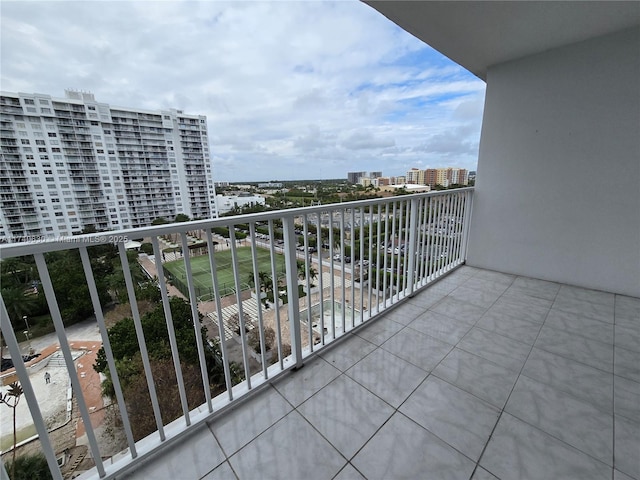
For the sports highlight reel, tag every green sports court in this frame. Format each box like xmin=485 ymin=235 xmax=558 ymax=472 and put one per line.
xmin=163 ymin=247 xmax=286 ymax=299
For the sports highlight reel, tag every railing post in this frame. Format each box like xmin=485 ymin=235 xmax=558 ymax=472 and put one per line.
xmin=406 ymin=197 xmax=419 ymax=296
xmin=460 ymin=190 xmax=474 ymax=262
xmin=282 ymin=215 xmax=303 ymax=369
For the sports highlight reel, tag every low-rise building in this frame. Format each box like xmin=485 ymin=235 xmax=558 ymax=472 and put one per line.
xmin=215 ymin=192 xmax=265 ymax=215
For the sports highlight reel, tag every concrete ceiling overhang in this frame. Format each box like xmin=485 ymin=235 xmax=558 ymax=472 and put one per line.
xmin=363 ymin=1 xmax=640 ymax=80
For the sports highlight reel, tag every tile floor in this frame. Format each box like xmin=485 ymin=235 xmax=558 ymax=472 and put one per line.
xmin=125 ymin=266 xmax=640 ymax=480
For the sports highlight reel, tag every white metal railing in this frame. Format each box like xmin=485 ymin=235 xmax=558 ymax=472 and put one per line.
xmin=0 ymin=188 xmax=472 ymax=479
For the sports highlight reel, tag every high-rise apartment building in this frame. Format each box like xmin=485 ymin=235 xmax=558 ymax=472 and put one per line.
xmin=448 ymin=167 xmax=468 ymax=186
xmin=405 ymin=167 xmax=426 ymax=185
xmin=0 ymin=90 xmax=217 ymax=242
xmin=424 ymin=167 xmax=468 ymax=187
xmin=347 ymin=171 xmax=366 ymax=184
xmin=425 ymin=168 xmax=438 ymax=187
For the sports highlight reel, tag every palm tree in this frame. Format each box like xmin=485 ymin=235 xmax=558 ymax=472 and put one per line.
xmin=1 ymin=382 xmax=24 ymax=479
xmin=296 ymin=261 xmax=318 ymax=285
xmin=247 ymin=271 xmax=273 ymax=295
xmin=257 ymin=271 xmax=273 ymax=294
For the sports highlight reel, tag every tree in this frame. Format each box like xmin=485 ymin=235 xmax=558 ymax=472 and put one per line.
xmin=227 ymin=311 xmax=253 ymax=336
xmin=4 ymin=453 xmax=52 ymax=480
xmin=258 ymin=271 xmax=273 ymax=294
xmin=1 ymin=287 xmax=40 ymax=373
xmin=95 ymin=298 xmax=206 ymax=376
xmin=105 ymin=251 xmax=151 ymax=303
xmin=94 ymin=298 xmax=245 ymax=440
xmin=271 ymin=343 xmax=292 ymax=365
xmin=248 ymin=326 xmax=276 ymax=354
xmin=1 ymin=382 xmax=24 ymax=478
xmin=1 ymin=287 xmax=39 ymax=324
xmin=0 ymin=257 xmax=34 ymax=287
xmin=139 ymin=243 xmax=154 ymax=255
xmin=119 ymin=357 xmax=207 ymax=440
xmin=246 ymin=271 xmax=273 ymax=295
xmin=174 ymin=213 xmax=190 ymax=223
xmin=296 ymin=260 xmax=318 ymax=284
xmin=45 ymin=250 xmax=110 ymax=325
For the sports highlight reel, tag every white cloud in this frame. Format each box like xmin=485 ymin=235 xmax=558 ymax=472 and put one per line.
xmin=341 ymin=130 xmax=396 ymax=150
xmin=1 ymin=0 xmax=485 ymax=181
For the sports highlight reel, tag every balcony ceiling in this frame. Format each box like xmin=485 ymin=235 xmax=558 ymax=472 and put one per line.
xmin=363 ymin=1 xmax=640 ymax=80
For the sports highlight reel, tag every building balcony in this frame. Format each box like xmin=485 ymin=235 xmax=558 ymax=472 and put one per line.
xmin=126 ymin=268 xmax=638 ymax=480
xmin=1 ymin=189 xmax=637 ymax=480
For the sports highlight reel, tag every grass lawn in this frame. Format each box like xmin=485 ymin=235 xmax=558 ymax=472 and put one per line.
xmin=163 ymin=247 xmax=286 ymax=298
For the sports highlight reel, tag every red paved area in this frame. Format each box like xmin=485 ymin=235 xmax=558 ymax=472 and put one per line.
xmin=68 ymin=341 xmax=104 ymax=438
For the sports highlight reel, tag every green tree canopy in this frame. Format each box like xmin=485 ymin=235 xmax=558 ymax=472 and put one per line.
xmin=94 ymin=297 xmax=243 ymax=397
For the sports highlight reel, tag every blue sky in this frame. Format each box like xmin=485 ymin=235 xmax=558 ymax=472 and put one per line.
xmin=0 ymin=0 xmax=486 ymax=182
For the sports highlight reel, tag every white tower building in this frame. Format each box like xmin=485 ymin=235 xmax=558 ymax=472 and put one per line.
xmin=0 ymin=90 xmax=217 ymax=242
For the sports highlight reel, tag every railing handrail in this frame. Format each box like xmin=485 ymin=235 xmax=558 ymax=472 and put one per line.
xmin=0 ymin=188 xmax=474 ymax=258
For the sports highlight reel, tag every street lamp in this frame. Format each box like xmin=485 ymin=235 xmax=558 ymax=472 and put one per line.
xmin=23 ymin=316 xmax=33 ymax=355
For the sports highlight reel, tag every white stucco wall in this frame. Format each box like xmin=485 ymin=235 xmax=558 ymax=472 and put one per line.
xmin=467 ymin=27 xmax=640 ymax=297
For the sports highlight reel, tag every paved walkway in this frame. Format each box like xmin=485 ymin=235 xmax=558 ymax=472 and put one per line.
xmin=67 ymin=341 xmax=104 ymax=438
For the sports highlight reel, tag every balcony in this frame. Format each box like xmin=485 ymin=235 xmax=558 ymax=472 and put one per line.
xmin=128 ymin=269 xmax=639 ymax=480
xmin=1 ymin=189 xmax=638 ymax=480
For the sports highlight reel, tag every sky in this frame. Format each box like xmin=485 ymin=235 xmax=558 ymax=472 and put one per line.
xmin=1 ymin=0 xmax=486 ymax=182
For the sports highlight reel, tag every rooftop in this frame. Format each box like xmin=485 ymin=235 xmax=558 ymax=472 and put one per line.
xmin=122 ymin=266 xmax=640 ymax=480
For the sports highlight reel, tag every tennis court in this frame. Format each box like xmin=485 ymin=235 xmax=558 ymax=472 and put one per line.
xmin=163 ymin=247 xmax=286 ymax=299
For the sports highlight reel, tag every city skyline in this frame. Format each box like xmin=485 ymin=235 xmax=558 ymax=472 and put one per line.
xmin=0 ymin=1 xmax=485 ymax=182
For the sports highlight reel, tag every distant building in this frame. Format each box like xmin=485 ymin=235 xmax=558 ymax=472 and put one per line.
xmin=215 ymin=192 xmax=265 ymax=215
xmin=258 ymin=182 xmax=283 ymax=189
xmin=449 ymin=168 xmax=468 ymax=186
xmin=405 ymin=168 xmax=426 ymax=185
xmin=0 ymin=90 xmax=216 ymax=242
xmin=347 ymin=171 xmax=366 ymax=184
xmin=424 ymin=167 xmax=468 ymax=187
xmin=370 ymin=171 xmax=382 ymax=179
xmin=425 ymin=169 xmax=438 ymax=187
xmin=379 ymin=184 xmax=430 ymax=194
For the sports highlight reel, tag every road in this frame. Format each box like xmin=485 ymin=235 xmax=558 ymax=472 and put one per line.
xmin=12 ymin=317 xmax=102 ymax=359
